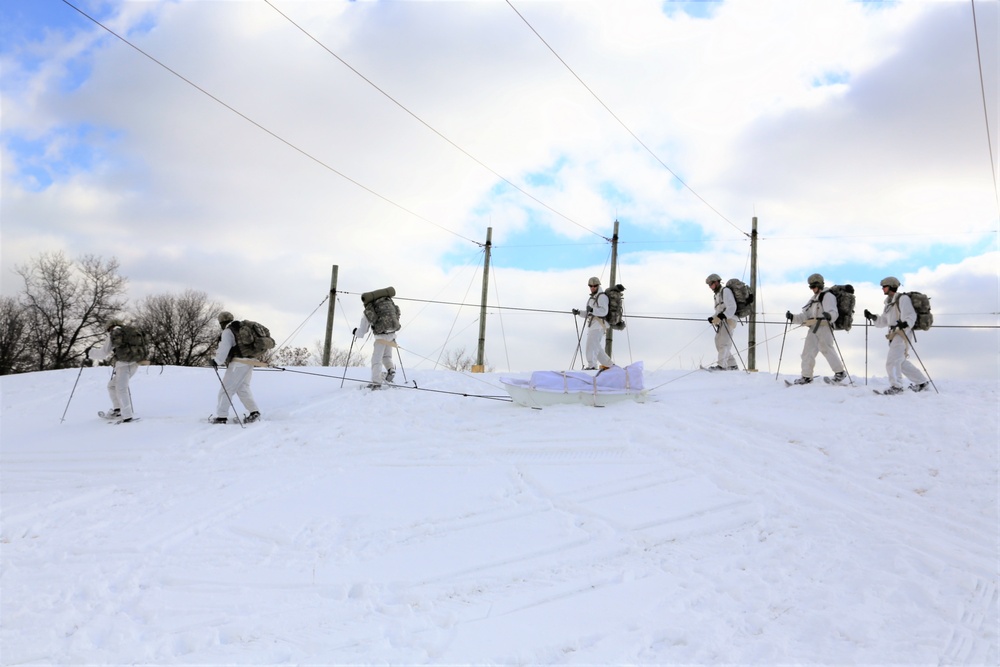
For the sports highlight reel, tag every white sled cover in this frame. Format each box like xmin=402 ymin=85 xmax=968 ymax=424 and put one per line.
xmin=500 ymin=362 xmax=646 ymax=408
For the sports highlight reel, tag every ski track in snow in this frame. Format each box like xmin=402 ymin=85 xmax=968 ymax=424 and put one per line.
xmin=1 ymin=365 xmax=997 ymax=664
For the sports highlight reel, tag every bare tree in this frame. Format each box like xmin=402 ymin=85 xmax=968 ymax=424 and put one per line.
xmin=0 ymin=296 xmax=31 ymax=375
xmin=271 ymin=346 xmax=316 ymax=367
xmin=16 ymin=252 xmax=128 ymax=370
xmin=132 ymin=290 xmax=223 ymax=366
xmin=440 ymin=346 xmax=493 ymax=372
xmin=297 ymin=339 xmax=365 ymax=367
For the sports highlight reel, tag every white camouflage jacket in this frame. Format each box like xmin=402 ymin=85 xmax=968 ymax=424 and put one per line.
xmin=577 ymin=292 xmax=609 ymax=328
xmin=792 ymin=291 xmax=838 ymax=326
xmin=873 ymin=292 xmax=918 ymax=333
xmin=713 ymin=286 xmax=738 ymax=324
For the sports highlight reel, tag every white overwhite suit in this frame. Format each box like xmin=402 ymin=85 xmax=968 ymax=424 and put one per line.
xmin=576 ymin=290 xmax=612 ymax=370
xmin=872 ymin=292 xmax=927 ymax=390
xmin=213 ymin=324 xmax=260 ymax=419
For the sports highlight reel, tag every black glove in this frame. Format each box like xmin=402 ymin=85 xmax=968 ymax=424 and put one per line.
xmin=81 ymin=357 xmax=94 ymax=367
xmin=864 ymin=309 xmax=876 ymax=322
xmin=352 ymin=327 xmax=358 ymax=336
xmin=586 ymin=306 xmax=593 ymax=314
xmin=707 ymin=316 xmax=715 ymax=323
xmin=822 ymin=312 xmax=831 ymax=321
xmin=572 ymin=309 xmax=580 ymax=316
xmin=210 ymin=359 xmax=218 ymax=370
xmin=897 ymin=320 xmax=908 ymax=330
xmin=785 ymin=311 xmax=794 ymax=322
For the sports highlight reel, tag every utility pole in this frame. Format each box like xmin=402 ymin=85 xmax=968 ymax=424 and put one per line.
xmin=473 ymin=227 xmax=492 ymax=373
xmin=322 ymin=265 xmax=339 ymax=366
xmin=748 ymin=218 xmax=758 ymax=371
xmin=605 ymin=219 xmax=619 ymax=357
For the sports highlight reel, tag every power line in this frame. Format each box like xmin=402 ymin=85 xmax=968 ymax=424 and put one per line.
xmin=264 ymin=0 xmax=606 ymax=240
xmin=59 ymin=0 xmax=481 ymax=246
xmin=335 ymin=291 xmax=1000 ymax=327
xmin=505 ymin=0 xmax=745 ymax=237
xmin=970 ymin=0 xmax=1000 ymax=215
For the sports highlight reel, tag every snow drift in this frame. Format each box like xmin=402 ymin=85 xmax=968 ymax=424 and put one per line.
xmin=1 ymin=363 xmax=997 ymax=664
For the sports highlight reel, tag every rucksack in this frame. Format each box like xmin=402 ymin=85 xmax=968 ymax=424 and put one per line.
xmin=902 ymin=291 xmax=933 ymax=331
xmin=233 ymin=320 xmax=276 ymax=359
xmin=820 ymin=284 xmax=856 ymax=331
xmin=362 ymin=287 xmax=401 ymax=335
xmin=603 ymin=284 xmax=626 ymax=331
xmin=724 ymin=278 xmax=754 ymax=319
xmin=110 ymin=325 xmax=148 ymax=363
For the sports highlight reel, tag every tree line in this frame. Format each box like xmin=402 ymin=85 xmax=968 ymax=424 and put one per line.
xmin=0 ymin=251 xmax=350 ymax=375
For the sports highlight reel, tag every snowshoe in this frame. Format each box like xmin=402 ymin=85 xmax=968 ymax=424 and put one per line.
xmin=823 ymin=372 xmax=849 ymax=385
xmin=245 ymin=411 xmax=261 ymax=423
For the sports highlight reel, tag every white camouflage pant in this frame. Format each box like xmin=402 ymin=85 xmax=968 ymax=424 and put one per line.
xmin=800 ymin=322 xmax=844 ymax=378
xmin=584 ymin=320 xmax=612 ymax=369
xmin=371 ymin=334 xmax=396 ymax=385
xmin=886 ymin=332 xmax=926 ymax=389
xmin=215 ymin=360 xmax=259 ymax=417
xmin=714 ymin=320 xmax=737 ymax=368
xmin=107 ymin=361 xmax=139 ymax=419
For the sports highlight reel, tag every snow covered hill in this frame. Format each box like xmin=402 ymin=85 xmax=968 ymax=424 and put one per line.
xmin=1 ymin=364 xmax=997 ymax=664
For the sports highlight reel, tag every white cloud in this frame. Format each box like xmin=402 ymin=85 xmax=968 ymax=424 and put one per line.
xmin=1 ymin=0 xmax=996 ymax=378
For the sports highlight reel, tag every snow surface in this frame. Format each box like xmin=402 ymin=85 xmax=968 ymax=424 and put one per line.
xmin=2 ymin=363 xmax=997 ymax=665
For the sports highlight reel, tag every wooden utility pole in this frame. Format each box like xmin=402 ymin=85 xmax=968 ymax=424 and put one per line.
xmin=605 ymin=219 xmax=619 ymax=357
xmin=473 ymin=227 xmax=492 ymax=373
xmin=748 ymin=218 xmax=758 ymax=371
xmin=322 ymin=265 xmax=339 ymax=366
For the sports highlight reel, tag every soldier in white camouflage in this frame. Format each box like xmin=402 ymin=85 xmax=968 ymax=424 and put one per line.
xmin=864 ymin=277 xmax=929 ymax=394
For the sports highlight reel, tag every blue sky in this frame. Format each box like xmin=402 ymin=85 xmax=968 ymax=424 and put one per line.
xmin=1 ymin=0 xmax=996 ymax=377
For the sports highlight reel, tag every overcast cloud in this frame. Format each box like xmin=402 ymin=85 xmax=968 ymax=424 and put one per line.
xmin=1 ymin=0 xmax=997 ymax=379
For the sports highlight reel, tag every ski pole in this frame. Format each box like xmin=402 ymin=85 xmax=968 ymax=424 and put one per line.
xmin=60 ymin=361 xmax=87 ymax=423
xmin=827 ymin=325 xmax=854 ymax=386
xmin=864 ymin=319 xmax=869 ymax=386
xmin=213 ymin=365 xmax=245 ymax=428
xmin=569 ymin=312 xmax=585 ymax=370
xmin=394 ymin=340 xmax=408 ymax=383
xmin=720 ymin=319 xmax=747 ymax=372
xmin=899 ymin=329 xmax=939 ymax=394
xmin=775 ymin=319 xmax=789 ymax=380
xmin=340 ymin=334 xmax=356 ymax=388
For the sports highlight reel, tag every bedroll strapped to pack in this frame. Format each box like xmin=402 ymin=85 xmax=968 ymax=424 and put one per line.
xmin=902 ymin=291 xmax=933 ymax=331
xmin=110 ymin=325 xmax=148 ymax=363
xmin=234 ymin=320 xmax=276 ymax=359
xmin=604 ymin=284 xmax=626 ymax=331
xmin=362 ymin=286 xmax=401 ymax=335
xmin=361 ymin=286 xmax=395 ymax=305
xmin=725 ymin=279 xmax=754 ymax=319
xmin=821 ymin=284 xmax=856 ymax=331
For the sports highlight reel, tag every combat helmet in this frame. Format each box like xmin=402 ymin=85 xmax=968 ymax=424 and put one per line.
xmin=879 ymin=276 xmax=900 ymax=290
